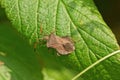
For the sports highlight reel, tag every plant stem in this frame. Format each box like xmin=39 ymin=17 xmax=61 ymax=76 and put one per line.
xmin=72 ymin=50 xmax=120 ymax=80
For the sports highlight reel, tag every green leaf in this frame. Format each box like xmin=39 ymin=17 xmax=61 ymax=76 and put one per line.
xmin=0 ymin=7 xmax=5 ymax=19
xmin=1 ymin=0 xmax=120 ymax=80
xmin=0 ymin=19 xmax=79 ymax=80
xmin=42 ymin=67 xmax=77 ymax=80
xmin=0 ymin=22 xmax=43 ymax=80
xmin=72 ymin=50 xmax=120 ymax=80
xmin=0 ymin=64 xmax=11 ymax=80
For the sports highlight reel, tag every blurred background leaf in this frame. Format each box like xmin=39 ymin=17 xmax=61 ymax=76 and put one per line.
xmin=0 ymin=21 xmax=43 ymax=80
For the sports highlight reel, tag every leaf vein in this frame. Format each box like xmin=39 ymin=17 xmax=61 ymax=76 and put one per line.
xmin=17 ymin=0 xmax=22 ymax=31
xmin=55 ymin=0 xmax=59 ymax=35
xmin=61 ymin=0 xmax=94 ymax=68
xmin=62 ymin=1 xmax=113 ymax=39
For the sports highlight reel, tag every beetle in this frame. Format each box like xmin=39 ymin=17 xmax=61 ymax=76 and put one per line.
xmin=45 ymin=33 xmax=75 ymax=55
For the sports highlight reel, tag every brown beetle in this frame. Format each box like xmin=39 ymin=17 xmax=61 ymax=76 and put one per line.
xmin=45 ymin=33 xmax=75 ymax=55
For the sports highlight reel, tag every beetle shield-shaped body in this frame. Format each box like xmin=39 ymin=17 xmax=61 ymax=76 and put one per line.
xmin=46 ymin=33 xmax=75 ymax=55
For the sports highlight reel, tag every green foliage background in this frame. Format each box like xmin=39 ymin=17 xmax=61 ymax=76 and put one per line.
xmin=0 ymin=0 xmax=120 ymax=80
